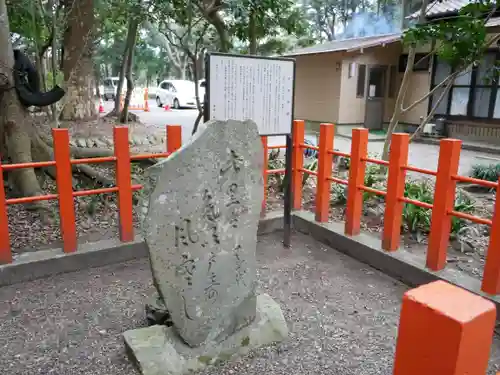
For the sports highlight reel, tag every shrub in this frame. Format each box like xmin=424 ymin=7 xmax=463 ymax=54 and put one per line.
xmin=330 ymin=164 xmax=384 ymax=205
xmin=402 ymin=180 xmax=475 ymax=235
xmin=402 ymin=180 xmax=434 ymax=233
xmin=267 ymin=149 xmax=318 ymax=192
xmin=469 ymin=163 xmax=500 ymax=182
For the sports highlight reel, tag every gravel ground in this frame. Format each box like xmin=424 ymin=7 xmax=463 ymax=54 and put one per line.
xmin=1 ymin=232 xmax=499 ymax=375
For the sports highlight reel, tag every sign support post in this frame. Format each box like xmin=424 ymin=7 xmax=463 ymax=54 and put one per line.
xmin=283 ymin=133 xmax=293 ymax=247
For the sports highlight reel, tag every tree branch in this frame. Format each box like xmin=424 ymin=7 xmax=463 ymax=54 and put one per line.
xmin=408 ymin=77 xmax=454 ymax=142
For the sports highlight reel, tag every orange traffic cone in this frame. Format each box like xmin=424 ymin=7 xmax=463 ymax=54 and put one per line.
xmin=164 ymin=104 xmax=171 ymax=111
xmin=98 ymin=98 xmax=104 ymax=113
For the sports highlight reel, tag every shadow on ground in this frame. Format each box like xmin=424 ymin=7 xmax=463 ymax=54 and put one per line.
xmin=0 ymin=232 xmax=499 ymax=375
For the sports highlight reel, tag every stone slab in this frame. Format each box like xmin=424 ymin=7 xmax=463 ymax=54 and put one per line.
xmin=140 ymin=119 xmax=264 ymax=347
xmin=123 ymin=293 xmax=288 ymax=375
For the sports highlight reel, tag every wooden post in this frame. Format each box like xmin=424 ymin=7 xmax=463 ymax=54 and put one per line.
xmin=166 ymin=125 xmax=182 ymax=154
xmin=315 ymin=123 xmax=334 ymax=222
xmin=292 ymin=120 xmax=305 ymax=209
xmin=114 ymin=126 xmax=134 ymax=242
xmin=393 ymin=280 xmax=496 ymax=375
xmin=0 ymin=161 xmax=11 ymax=264
xmin=53 ymin=128 xmax=77 ymax=253
xmin=345 ymin=128 xmax=368 ymax=236
xmin=482 ymin=176 xmax=500 ymax=295
xmin=427 ymin=139 xmax=461 ymax=271
xmin=382 ymin=133 xmax=409 ymax=251
xmin=261 ymin=136 xmax=268 ymax=216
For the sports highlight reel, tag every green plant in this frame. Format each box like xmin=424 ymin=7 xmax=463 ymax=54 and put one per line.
xmin=451 ymin=192 xmax=475 ymax=235
xmin=363 ymin=164 xmax=385 ymax=201
xmin=401 ymin=180 xmax=475 ymax=236
xmin=302 ymin=159 xmax=318 ymax=186
xmin=402 ymin=180 xmax=434 ymax=233
xmin=330 ymin=184 xmax=347 ymax=204
xmin=469 ymin=163 xmax=500 ymax=183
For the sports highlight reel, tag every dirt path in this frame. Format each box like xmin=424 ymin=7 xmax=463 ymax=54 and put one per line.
xmin=1 ymin=232 xmax=498 ymax=375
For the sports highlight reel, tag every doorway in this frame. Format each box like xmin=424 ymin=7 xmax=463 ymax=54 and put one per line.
xmin=364 ymin=65 xmax=386 ymax=130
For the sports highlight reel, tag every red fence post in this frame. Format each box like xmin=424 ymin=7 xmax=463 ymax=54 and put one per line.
xmin=114 ymin=126 xmax=134 ymax=242
xmin=166 ymin=125 xmax=182 ymax=154
xmin=393 ymin=280 xmax=496 ymax=375
xmin=427 ymin=139 xmax=461 ymax=271
xmin=315 ymin=123 xmax=334 ymax=222
xmin=382 ymin=133 xmax=409 ymax=251
xmin=482 ymin=176 xmax=500 ymax=295
xmin=0 ymin=161 xmax=11 ymax=264
xmin=52 ymin=128 xmax=77 ymax=253
xmin=261 ymin=136 xmax=268 ymax=216
xmin=345 ymin=128 xmax=368 ymax=236
xmin=292 ymin=120 xmax=305 ymax=210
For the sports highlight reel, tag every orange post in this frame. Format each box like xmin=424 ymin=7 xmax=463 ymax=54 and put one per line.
xmin=292 ymin=120 xmax=305 ymax=209
xmin=393 ymin=280 xmax=496 ymax=375
xmin=0 ymin=161 xmax=11 ymax=264
xmin=382 ymin=133 xmax=409 ymax=251
xmin=166 ymin=125 xmax=182 ymax=154
xmin=144 ymin=88 xmax=150 ymax=112
xmin=315 ymin=123 xmax=334 ymax=222
xmin=114 ymin=126 xmax=134 ymax=242
xmin=482 ymin=176 xmax=500 ymax=295
xmin=53 ymin=128 xmax=77 ymax=253
xmin=261 ymin=136 xmax=268 ymax=216
xmin=345 ymin=128 xmax=368 ymax=236
xmin=427 ymin=139 xmax=461 ymax=271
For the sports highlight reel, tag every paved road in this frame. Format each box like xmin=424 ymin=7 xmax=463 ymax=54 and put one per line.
xmin=103 ymin=98 xmax=497 ymax=177
xmin=101 ymin=99 xmax=315 ymax=148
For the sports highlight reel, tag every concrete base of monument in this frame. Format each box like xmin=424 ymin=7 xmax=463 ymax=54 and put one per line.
xmin=123 ymin=293 xmax=288 ymax=375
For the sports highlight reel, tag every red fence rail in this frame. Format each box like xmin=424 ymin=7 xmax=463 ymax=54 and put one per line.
xmin=291 ymin=119 xmax=500 ymax=296
xmin=1 ymin=120 xmax=500 ymax=297
xmin=0 ymin=125 xmax=182 ymax=264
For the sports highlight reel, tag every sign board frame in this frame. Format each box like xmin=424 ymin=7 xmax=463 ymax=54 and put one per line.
xmin=204 ymin=53 xmax=296 ymax=247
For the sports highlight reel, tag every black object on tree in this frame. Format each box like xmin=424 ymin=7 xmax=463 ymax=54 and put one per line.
xmin=13 ymin=49 xmax=65 ymax=108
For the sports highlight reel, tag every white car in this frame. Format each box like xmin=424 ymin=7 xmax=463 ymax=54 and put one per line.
xmin=102 ymin=76 xmax=127 ymax=101
xmin=156 ymin=79 xmax=203 ymax=109
xmin=198 ymin=79 xmax=206 ymax=99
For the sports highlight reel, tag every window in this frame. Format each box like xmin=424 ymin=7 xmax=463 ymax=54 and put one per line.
xmin=160 ymin=82 xmax=167 ymax=89
xmin=356 ymin=64 xmax=366 ymax=97
xmin=429 ymin=52 xmax=500 ymax=120
xmin=368 ymin=67 xmax=385 ymax=98
xmin=388 ymin=66 xmax=397 ymax=98
xmin=449 ymin=67 xmax=471 ymax=116
xmin=399 ymin=53 xmax=432 ymax=72
xmin=104 ymin=79 xmax=112 ymax=87
xmin=348 ymin=63 xmax=356 ymax=78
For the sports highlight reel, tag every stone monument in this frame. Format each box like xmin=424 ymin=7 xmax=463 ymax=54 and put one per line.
xmin=123 ymin=119 xmax=288 ymax=375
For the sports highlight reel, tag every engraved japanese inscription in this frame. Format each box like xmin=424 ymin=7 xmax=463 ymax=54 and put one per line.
xmin=141 ymin=119 xmax=264 ymax=347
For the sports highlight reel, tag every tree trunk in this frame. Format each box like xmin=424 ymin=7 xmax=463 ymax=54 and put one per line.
xmin=114 ymin=41 xmax=129 ymax=113
xmin=0 ymin=0 xmax=45 ymax=201
xmin=249 ymin=10 xmax=257 ymax=55
xmin=120 ymin=16 xmax=139 ymax=124
xmin=59 ymin=0 xmax=96 ymax=121
xmin=381 ymin=0 xmax=429 ymax=160
xmin=50 ymin=0 xmax=58 ymax=125
xmin=201 ymin=0 xmax=229 ymax=52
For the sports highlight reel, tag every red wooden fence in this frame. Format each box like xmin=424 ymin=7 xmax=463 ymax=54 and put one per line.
xmin=0 ymin=121 xmax=498 ymax=371
xmin=290 ymin=119 xmax=500 ymax=296
xmin=1 ymin=120 xmax=500 ymax=297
